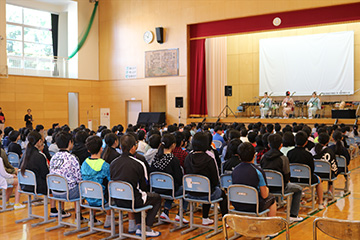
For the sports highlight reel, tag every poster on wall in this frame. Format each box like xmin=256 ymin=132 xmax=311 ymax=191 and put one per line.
xmin=100 ymin=108 xmax=110 ymax=128
xmin=125 ymin=66 xmax=137 ymax=79
xmin=145 ymin=48 xmax=179 ymax=77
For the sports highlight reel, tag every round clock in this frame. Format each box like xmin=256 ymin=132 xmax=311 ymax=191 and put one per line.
xmin=143 ymin=31 xmax=154 ymax=44
xmin=273 ymin=17 xmax=281 ymax=27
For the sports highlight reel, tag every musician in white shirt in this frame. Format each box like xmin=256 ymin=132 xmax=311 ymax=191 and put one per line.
xmin=307 ymin=92 xmax=321 ymax=119
xmin=259 ymin=92 xmax=272 ymax=119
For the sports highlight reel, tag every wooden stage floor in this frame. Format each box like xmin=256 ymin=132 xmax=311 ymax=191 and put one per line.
xmin=2 ymin=156 xmax=360 ymax=239
xmin=187 ymin=117 xmax=359 ymax=126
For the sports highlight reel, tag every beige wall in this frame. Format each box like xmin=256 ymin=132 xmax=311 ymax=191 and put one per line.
xmin=227 ymin=22 xmax=360 ymax=116
xmin=3 ymin=0 xmax=360 ymax=130
xmin=0 ymin=75 xmax=100 ymax=130
xmin=98 ymin=0 xmax=360 ymax=125
xmin=77 ymin=0 xmax=99 ymax=80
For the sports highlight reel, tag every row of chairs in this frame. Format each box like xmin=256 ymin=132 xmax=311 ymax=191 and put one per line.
xmin=220 ymin=158 xmax=349 ymax=219
xmin=223 ymin=214 xmax=360 ymax=240
xmin=11 ymin=169 xmax=282 ymax=239
xmin=15 ymin=170 xmax=155 ymax=240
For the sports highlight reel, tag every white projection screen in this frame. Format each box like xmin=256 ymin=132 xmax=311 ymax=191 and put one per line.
xmin=259 ymin=31 xmax=354 ymax=96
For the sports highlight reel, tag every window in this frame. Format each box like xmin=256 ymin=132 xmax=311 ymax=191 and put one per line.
xmin=6 ymin=4 xmax=54 ymax=73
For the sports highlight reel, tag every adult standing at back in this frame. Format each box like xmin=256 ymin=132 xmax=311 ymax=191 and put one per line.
xmin=24 ymin=109 xmax=33 ymax=130
xmin=0 ymin=107 xmax=5 ymax=133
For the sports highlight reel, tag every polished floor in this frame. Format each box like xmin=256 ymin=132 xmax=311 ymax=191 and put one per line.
xmin=2 ymin=155 xmax=360 ymax=240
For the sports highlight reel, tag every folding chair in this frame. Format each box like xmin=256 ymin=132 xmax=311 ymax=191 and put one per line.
xmin=335 ymin=155 xmax=351 ymax=196
xmin=212 ymin=140 xmax=223 ymax=151
xmin=77 ymin=180 xmax=117 ymax=239
xmin=16 ymin=170 xmax=56 ymax=227
xmin=150 ymin=172 xmax=187 ymax=232
xmin=264 ymin=170 xmax=293 ymax=222
xmin=290 ymin=163 xmax=318 ymax=214
xmin=223 ymin=214 xmax=289 ymax=240
xmin=346 ymin=138 xmax=358 ymax=159
xmin=0 ymin=184 xmax=14 ymax=212
xmin=220 ymin=162 xmax=225 ymax=175
xmin=314 ymin=160 xmax=337 ymax=203
xmin=220 ymin=174 xmax=232 ymax=190
xmin=108 ymin=181 xmax=153 ymax=240
xmin=7 ymin=152 xmax=20 ymax=168
xmin=227 ymin=185 xmax=270 ymax=240
xmin=313 ymin=217 xmax=360 ymax=240
xmin=181 ymin=174 xmax=223 ymax=239
xmin=45 ymin=174 xmax=88 ymax=235
xmin=228 ymin=184 xmax=269 ymax=217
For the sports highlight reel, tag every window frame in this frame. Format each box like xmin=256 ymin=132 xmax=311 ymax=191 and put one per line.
xmin=6 ymin=4 xmax=54 ymax=70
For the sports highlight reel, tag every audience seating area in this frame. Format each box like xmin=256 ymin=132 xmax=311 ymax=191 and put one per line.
xmin=1 ymin=121 xmax=360 ymax=239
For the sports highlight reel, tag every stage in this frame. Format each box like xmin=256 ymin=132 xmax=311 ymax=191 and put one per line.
xmin=186 ymin=117 xmax=359 ymax=126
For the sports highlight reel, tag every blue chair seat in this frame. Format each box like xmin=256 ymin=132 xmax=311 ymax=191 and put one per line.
xmin=77 ymin=180 xmax=117 ymax=239
xmin=48 ymin=195 xmax=80 ymax=202
xmin=46 ymin=174 xmax=88 ymax=236
xmin=16 ymin=170 xmax=55 ymax=227
xmin=184 ymin=195 xmax=223 ymax=204
xmin=181 ymin=174 xmax=223 ymax=238
xmin=150 ymin=172 xmax=188 ymax=231
xmin=109 ymin=180 xmax=154 ymax=240
xmin=230 ymin=208 xmax=270 ymax=216
xmin=110 ymin=205 xmax=152 ymax=213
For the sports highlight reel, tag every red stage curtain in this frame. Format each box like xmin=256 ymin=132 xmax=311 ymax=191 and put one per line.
xmin=190 ymin=39 xmax=207 ymax=117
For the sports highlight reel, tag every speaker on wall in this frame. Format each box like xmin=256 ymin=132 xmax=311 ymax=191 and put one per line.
xmin=175 ymin=97 xmax=183 ymax=108
xmin=156 ymin=27 xmax=164 ymax=44
xmin=225 ymin=85 xmax=232 ymax=96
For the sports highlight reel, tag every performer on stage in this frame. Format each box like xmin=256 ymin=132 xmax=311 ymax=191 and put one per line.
xmin=259 ymin=92 xmax=272 ymax=118
xmin=307 ymin=92 xmax=321 ymax=119
xmin=282 ymin=91 xmax=294 ymax=118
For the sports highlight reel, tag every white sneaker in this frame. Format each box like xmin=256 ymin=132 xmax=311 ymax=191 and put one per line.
xmin=318 ymin=203 xmax=326 ymax=210
xmin=175 ymin=215 xmax=189 ymax=224
xmin=75 ymin=217 xmax=89 ymax=224
xmin=14 ymin=203 xmax=26 ymax=210
xmin=135 ymin=228 xmax=161 ymax=237
xmin=268 ymin=232 xmax=279 ymax=237
xmin=89 ymin=219 xmax=103 ymax=226
xmin=160 ymin=212 xmax=170 ymax=221
xmin=289 ymin=216 xmax=303 ymax=222
xmin=6 ymin=201 xmax=14 ymax=207
xmin=202 ymin=218 xmax=214 ymax=226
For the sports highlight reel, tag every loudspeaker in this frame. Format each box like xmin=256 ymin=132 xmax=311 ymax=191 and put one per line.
xmin=155 ymin=27 xmax=164 ymax=44
xmin=175 ymin=97 xmax=183 ymax=108
xmin=225 ymin=86 xmax=232 ymax=96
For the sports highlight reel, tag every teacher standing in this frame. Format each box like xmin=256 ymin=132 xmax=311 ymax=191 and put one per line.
xmin=24 ymin=109 xmax=33 ymax=130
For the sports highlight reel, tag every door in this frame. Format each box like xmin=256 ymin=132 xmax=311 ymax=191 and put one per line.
xmin=149 ymin=85 xmax=166 ymax=112
xmin=100 ymin=108 xmax=111 ymax=128
xmin=126 ymin=100 xmax=142 ymax=126
xmin=68 ymin=92 xmax=79 ymax=130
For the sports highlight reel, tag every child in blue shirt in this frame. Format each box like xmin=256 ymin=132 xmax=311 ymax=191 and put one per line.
xmin=232 ymin=142 xmax=276 ymax=216
xmin=81 ymin=135 xmax=111 ymax=227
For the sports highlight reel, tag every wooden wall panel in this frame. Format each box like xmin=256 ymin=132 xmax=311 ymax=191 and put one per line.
xmin=0 ymin=75 xmax=100 ymax=130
